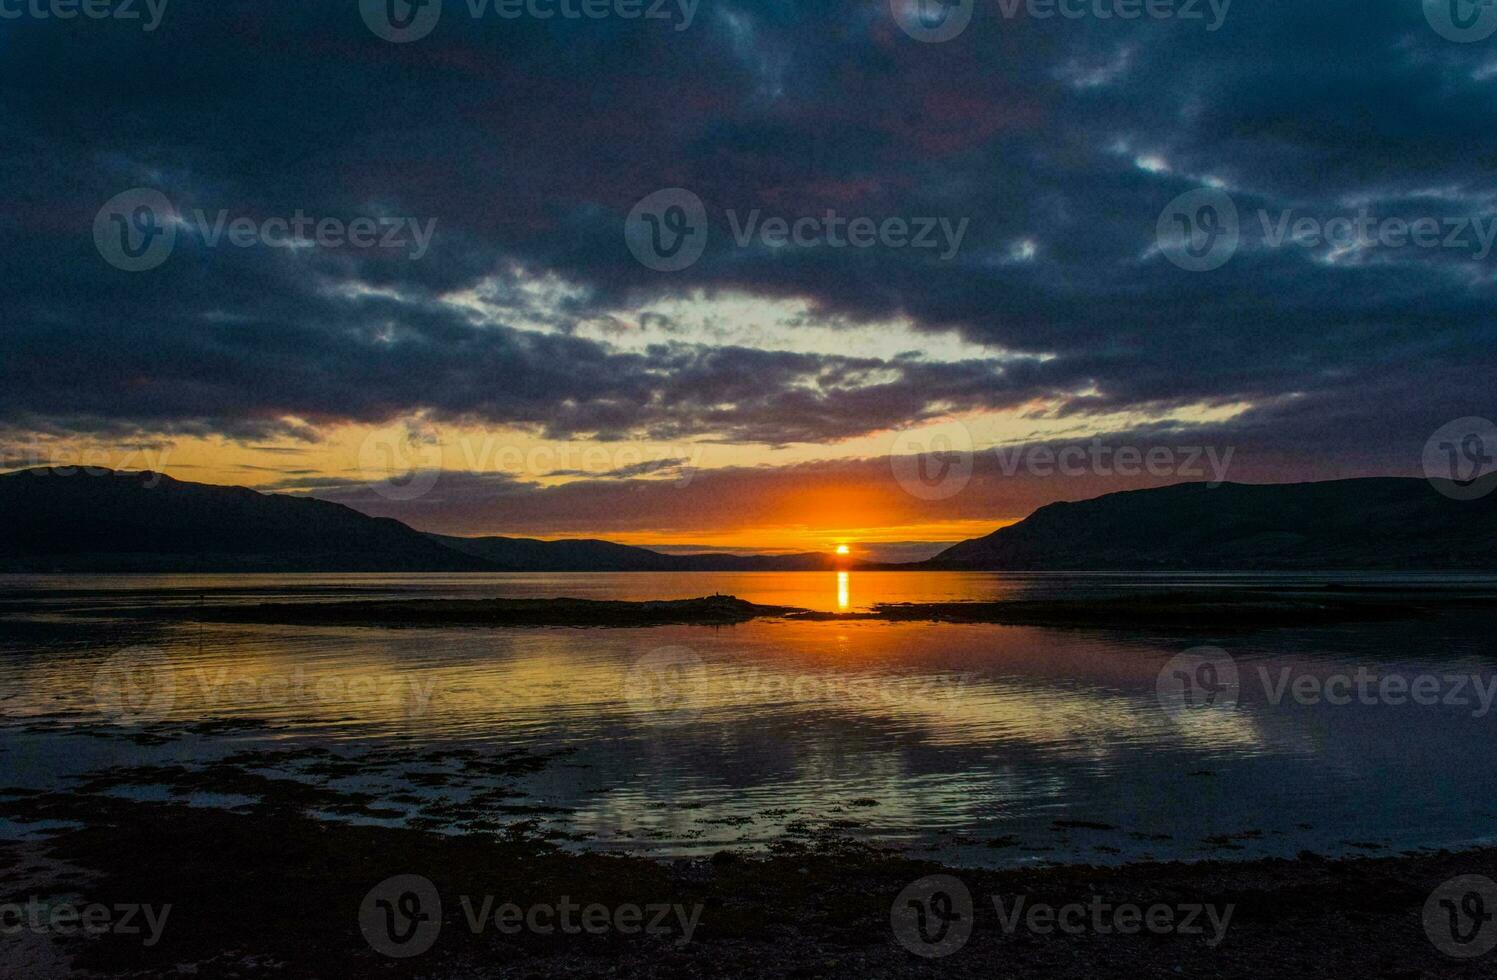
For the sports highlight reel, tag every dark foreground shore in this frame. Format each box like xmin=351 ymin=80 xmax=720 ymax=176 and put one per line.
xmin=0 ymin=786 xmax=1490 ymax=979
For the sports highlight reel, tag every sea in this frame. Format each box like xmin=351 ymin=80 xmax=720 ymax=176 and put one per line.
xmin=2 ymin=570 xmax=1495 ymax=866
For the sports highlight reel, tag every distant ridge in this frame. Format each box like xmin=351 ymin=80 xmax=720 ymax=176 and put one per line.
xmin=430 ymin=534 xmax=837 ymax=572
xmin=925 ymin=478 xmax=1497 ymax=571
xmin=0 ymin=468 xmax=837 ymax=573
xmin=0 ymin=468 xmax=492 ymax=573
xmin=4 ymin=469 xmax=1489 ymax=574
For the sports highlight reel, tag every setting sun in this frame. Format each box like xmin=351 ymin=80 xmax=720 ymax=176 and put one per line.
xmin=835 ymin=544 xmax=850 ymax=555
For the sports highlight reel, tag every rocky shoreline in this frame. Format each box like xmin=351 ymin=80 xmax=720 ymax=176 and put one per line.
xmin=1 ymin=785 xmax=1491 ymax=978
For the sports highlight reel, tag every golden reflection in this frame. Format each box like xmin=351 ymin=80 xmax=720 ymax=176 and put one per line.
xmin=836 ymin=571 xmax=850 ymax=609
xmin=0 ymin=616 xmax=1272 ymax=759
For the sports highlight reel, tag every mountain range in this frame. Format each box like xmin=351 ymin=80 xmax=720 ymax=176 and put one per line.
xmin=0 ymin=468 xmax=834 ymax=573
xmin=924 ymin=477 xmax=1497 ymax=570
xmin=0 ymin=468 xmax=1491 ymax=573
xmin=429 ymin=534 xmax=835 ymax=572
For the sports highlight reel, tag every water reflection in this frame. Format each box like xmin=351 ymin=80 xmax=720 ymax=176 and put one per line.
xmin=5 ymin=568 xmax=1496 ymax=614
xmin=2 ymin=572 xmax=1497 ymax=866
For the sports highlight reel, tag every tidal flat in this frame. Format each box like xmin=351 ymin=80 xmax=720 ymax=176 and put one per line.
xmin=1 ymin=730 xmax=1492 ymax=979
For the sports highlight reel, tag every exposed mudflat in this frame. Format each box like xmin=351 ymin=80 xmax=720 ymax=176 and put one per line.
xmin=1 ymin=780 xmax=1490 ymax=978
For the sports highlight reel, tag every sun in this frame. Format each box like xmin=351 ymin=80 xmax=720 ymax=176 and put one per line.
xmin=835 ymin=544 xmax=850 ymax=555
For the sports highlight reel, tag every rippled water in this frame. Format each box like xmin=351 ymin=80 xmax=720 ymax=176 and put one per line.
xmin=2 ymin=571 xmax=1496 ymax=866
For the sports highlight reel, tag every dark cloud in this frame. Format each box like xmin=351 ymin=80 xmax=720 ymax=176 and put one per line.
xmin=545 ymin=457 xmax=692 ymax=479
xmin=0 ymin=0 xmax=1490 ymax=454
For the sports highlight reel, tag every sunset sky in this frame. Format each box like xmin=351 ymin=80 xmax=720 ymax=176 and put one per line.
xmin=2 ymin=1 xmax=1492 ymax=559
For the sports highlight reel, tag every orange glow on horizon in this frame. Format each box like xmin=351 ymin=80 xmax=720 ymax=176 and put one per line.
xmin=15 ymin=429 xmax=1027 ymax=556
xmin=589 ymin=519 xmax=1011 ymax=554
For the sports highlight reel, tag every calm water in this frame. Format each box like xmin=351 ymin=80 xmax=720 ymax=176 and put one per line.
xmin=2 ymin=571 xmax=1496 ymax=866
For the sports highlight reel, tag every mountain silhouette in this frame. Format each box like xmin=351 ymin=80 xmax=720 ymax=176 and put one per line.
xmin=0 ymin=468 xmax=494 ymax=572
xmin=927 ymin=478 xmax=1497 ymax=570
xmin=6 ymin=469 xmax=1490 ymax=574
xmin=0 ymin=469 xmax=836 ymax=572
xmin=430 ymin=534 xmax=836 ymax=572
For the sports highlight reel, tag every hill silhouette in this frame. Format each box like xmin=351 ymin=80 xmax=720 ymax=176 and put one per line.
xmin=0 ymin=468 xmax=494 ymax=572
xmin=5 ymin=470 xmax=1492 ymax=573
xmin=430 ymin=534 xmax=835 ymax=572
xmin=0 ymin=469 xmax=836 ymax=573
xmin=927 ymin=478 xmax=1497 ymax=570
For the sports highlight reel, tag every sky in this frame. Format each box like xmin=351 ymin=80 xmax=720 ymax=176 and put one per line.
xmin=2 ymin=0 xmax=1494 ymax=560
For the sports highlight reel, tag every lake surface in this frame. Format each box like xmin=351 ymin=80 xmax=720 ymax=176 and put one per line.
xmin=2 ymin=571 xmax=1496 ymax=866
